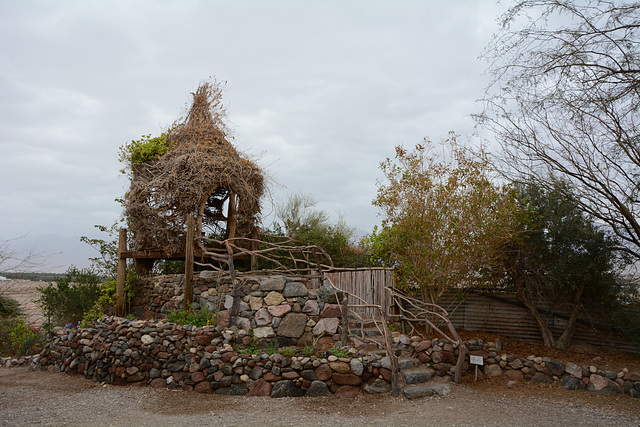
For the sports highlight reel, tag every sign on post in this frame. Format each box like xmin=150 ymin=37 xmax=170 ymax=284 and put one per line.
xmin=469 ymin=355 xmax=484 ymax=381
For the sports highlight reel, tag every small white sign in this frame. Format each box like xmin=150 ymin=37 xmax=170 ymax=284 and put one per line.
xmin=469 ymin=355 xmax=484 ymax=366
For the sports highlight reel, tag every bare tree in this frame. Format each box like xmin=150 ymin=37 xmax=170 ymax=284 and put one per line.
xmin=0 ymin=236 xmax=44 ymax=274
xmin=477 ymin=0 xmax=640 ymax=261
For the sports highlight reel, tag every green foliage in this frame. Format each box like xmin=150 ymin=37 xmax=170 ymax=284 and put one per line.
xmin=240 ymin=338 xmax=261 ymax=355
xmin=327 ymin=346 xmax=350 ymax=358
xmin=0 ymin=317 xmax=44 ymax=357
xmin=119 ymin=133 xmax=172 ymax=166
xmin=36 ymin=267 xmax=102 ymax=327
xmin=265 ymin=340 xmax=279 ymax=356
xmin=279 ymin=347 xmax=296 ymax=357
xmin=80 ymin=225 xmax=121 ymax=278
xmin=80 ymin=272 xmax=137 ymax=327
xmin=301 ymin=345 xmax=315 ymax=357
xmin=164 ymin=305 xmax=218 ymax=327
xmin=276 ymin=193 xmax=372 ymax=268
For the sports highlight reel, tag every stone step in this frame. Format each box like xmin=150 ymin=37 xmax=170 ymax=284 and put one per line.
xmin=402 ymin=367 xmax=435 ymax=385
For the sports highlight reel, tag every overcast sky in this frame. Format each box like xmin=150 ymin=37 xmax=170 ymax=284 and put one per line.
xmin=0 ymin=0 xmax=505 ymax=272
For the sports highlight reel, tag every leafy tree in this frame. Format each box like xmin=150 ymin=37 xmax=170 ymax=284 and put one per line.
xmin=276 ymin=193 xmax=371 ymax=268
xmin=369 ymin=135 xmax=517 ymax=304
xmin=503 ymin=178 xmax=631 ymax=349
xmin=478 ymin=0 xmax=640 ymax=261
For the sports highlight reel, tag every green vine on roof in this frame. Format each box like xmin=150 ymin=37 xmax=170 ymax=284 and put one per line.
xmin=119 ymin=133 xmax=172 ymax=167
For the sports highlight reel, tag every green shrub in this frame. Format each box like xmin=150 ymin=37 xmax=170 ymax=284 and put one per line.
xmin=327 ymin=346 xmax=350 ymax=358
xmin=279 ymin=347 xmax=296 ymax=357
xmin=0 ymin=294 xmax=21 ymax=318
xmin=119 ymin=133 xmax=172 ymax=165
xmin=37 ymin=267 xmax=102 ymax=327
xmin=266 ymin=340 xmax=279 ymax=356
xmin=0 ymin=317 xmax=44 ymax=357
xmin=164 ymin=305 xmax=218 ymax=327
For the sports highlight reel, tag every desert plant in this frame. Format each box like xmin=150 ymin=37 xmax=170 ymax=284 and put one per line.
xmin=265 ymin=340 xmax=279 ymax=356
xmin=279 ymin=347 xmax=297 ymax=357
xmin=0 ymin=317 xmax=44 ymax=357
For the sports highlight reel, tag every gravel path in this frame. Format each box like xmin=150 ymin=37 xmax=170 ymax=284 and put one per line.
xmin=1 ymin=368 xmax=639 ymax=426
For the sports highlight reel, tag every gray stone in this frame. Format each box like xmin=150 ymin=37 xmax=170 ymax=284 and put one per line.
xmin=271 ymin=380 xmax=305 ymax=398
xmin=350 ymin=359 xmax=364 ymax=377
xmin=259 ymin=276 xmax=286 ymax=292
xmin=546 ymin=361 xmax=564 ymax=377
xmin=531 ymin=372 xmax=554 ymax=384
xmin=431 ymin=383 xmax=452 ymax=396
xmin=254 ymin=308 xmax=272 ymax=326
xmin=560 ymin=376 xmax=586 ymax=391
xmin=253 ymin=326 xmax=275 ymax=339
xmin=302 ymin=299 xmax=320 ymax=316
xmin=565 ymin=362 xmax=583 ymax=378
xmin=283 ymin=282 xmax=308 ymax=298
xmin=484 ymin=364 xmax=502 ymax=377
xmin=235 ymin=317 xmax=251 ymax=331
xmin=312 ymin=317 xmax=340 ymax=337
xmin=316 ymin=284 xmax=343 ymax=304
xmin=277 ymin=313 xmax=308 ymax=338
xmin=363 ymin=378 xmax=392 ymax=394
xmin=403 ymin=385 xmax=434 ymax=400
xmin=588 ymin=374 xmax=623 ymax=394
xmin=402 ymin=367 xmax=434 ymax=384
xmin=305 ymin=380 xmax=332 ymax=397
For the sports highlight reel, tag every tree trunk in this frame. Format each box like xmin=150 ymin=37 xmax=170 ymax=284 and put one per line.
xmin=554 ymin=282 xmax=586 ymax=350
xmin=515 ymin=283 xmax=556 ymax=348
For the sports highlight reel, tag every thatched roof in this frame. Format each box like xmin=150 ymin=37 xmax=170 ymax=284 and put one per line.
xmin=124 ymin=81 xmax=264 ymax=255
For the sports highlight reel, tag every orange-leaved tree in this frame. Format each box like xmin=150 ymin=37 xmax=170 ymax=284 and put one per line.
xmin=367 ymin=134 xmax=517 ymax=304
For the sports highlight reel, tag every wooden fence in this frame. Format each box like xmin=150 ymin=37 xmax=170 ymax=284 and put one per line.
xmin=322 ymin=268 xmax=394 ymax=317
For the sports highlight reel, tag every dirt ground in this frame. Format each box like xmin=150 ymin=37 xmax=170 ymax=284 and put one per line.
xmin=0 ymin=367 xmax=639 ymax=427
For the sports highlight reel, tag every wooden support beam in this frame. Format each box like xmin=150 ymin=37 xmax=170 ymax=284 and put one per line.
xmin=115 ymin=228 xmax=127 ymax=317
xmin=184 ymin=215 xmax=195 ymax=310
xmin=227 ymin=191 xmax=237 ymax=239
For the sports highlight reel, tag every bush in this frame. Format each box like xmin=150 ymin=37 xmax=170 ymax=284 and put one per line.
xmin=0 ymin=317 xmax=44 ymax=357
xmin=164 ymin=305 xmax=218 ymax=327
xmin=0 ymin=294 xmax=21 ymax=318
xmin=37 ymin=267 xmax=102 ymax=327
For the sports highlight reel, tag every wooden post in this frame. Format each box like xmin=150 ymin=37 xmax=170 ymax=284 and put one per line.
xmin=250 ymin=226 xmax=259 ymax=271
xmin=227 ymin=191 xmax=237 ymax=239
xmin=184 ymin=215 xmax=195 ymax=310
xmin=115 ymin=228 xmax=127 ymax=317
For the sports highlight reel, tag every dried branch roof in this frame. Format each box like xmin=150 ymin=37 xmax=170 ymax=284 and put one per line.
xmin=124 ymin=81 xmax=264 ymax=255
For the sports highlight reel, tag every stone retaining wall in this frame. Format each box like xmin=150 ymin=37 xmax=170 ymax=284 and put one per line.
xmin=132 ymin=273 xmax=343 ymax=346
xmin=4 ymin=316 xmax=638 ymax=399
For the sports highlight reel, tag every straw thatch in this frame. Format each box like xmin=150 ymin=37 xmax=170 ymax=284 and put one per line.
xmin=124 ymin=81 xmax=264 ymax=255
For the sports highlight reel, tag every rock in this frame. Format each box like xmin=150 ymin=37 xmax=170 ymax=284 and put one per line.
xmin=363 ymin=378 xmax=391 ymax=394
xmin=350 ymin=359 xmax=364 ymax=377
xmin=194 ymin=381 xmax=212 ymax=393
xmin=306 ymin=380 xmax=332 ymax=397
xmin=624 ymin=371 xmax=640 ymax=382
xmin=402 ymin=367 xmax=434 ymax=384
xmin=283 ymin=282 xmax=308 ymax=298
xmin=546 ymin=361 xmax=564 ymax=376
xmin=484 ymin=364 xmax=503 ymax=377
xmin=254 ymin=308 xmax=272 ymax=326
xmin=320 ymin=304 xmax=342 ymax=318
xmin=268 ymin=304 xmax=291 ymax=317
xmin=560 ymin=376 xmax=586 ymax=391
xmin=588 ymin=374 xmax=623 ymax=394
xmin=271 ymin=380 xmax=305 ymax=398
xmin=508 ymin=358 xmax=523 ymax=370
xmin=316 ymin=284 xmax=342 ymax=304
xmin=259 ymin=277 xmax=286 ymax=292
xmin=334 ymin=385 xmax=360 ymax=396
xmin=263 ymin=291 xmax=285 ymax=307
xmin=248 ymin=379 xmax=272 ymax=396
xmin=315 ymin=364 xmax=332 ymax=381
xmin=249 ymin=296 xmax=263 ymax=311
xmin=149 ymin=378 xmax=167 ymax=388
xmin=565 ymin=362 xmax=583 ymax=378
xmin=329 ymin=361 xmax=351 ymax=374
xmin=141 ymin=334 xmax=154 ymax=345
xmin=332 ymin=373 xmax=361 ymax=386
xmin=414 ymin=340 xmax=432 ymax=353
xmin=431 ymin=383 xmax=452 ymax=396
xmin=531 ymin=372 xmax=554 ymax=384
xmin=432 ymin=351 xmax=456 ymax=364
xmin=253 ymin=326 xmax=275 ymax=339
xmin=506 ymin=380 xmax=519 ymax=389
xmin=312 ymin=318 xmax=340 ymax=337
xmin=235 ymin=317 xmax=251 ymax=331
xmin=404 ymin=385 xmax=434 ymax=400
xmin=302 ymin=300 xmax=320 ymax=316
xmin=277 ymin=313 xmax=308 ymax=338
xmin=505 ymin=369 xmax=524 ymax=382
